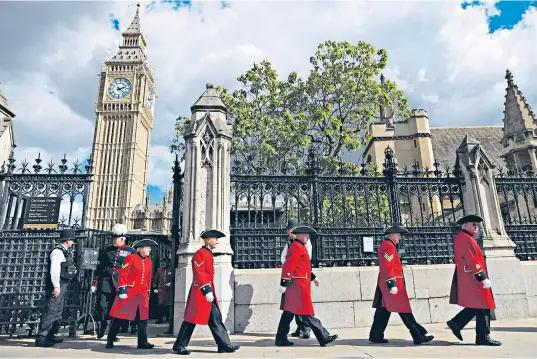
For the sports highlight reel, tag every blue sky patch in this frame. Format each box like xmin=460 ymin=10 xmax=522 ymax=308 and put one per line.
xmin=461 ymin=1 xmax=481 ymax=10
xmin=147 ymin=185 xmax=164 ymax=204
xmin=461 ymin=1 xmax=537 ymax=33
xmin=109 ymin=13 xmax=120 ymax=31
xmin=221 ymin=1 xmax=231 ymax=9
xmin=161 ymin=0 xmax=192 ymax=10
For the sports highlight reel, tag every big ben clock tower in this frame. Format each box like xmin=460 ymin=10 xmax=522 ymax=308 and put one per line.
xmin=87 ymin=3 xmax=156 ymax=230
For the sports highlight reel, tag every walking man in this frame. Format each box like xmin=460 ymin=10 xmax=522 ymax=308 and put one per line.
xmin=447 ymin=214 xmax=501 ymax=346
xmin=369 ymin=226 xmax=434 ymax=345
xmin=275 ymin=226 xmax=337 ymax=347
xmin=35 ymin=229 xmax=77 ymax=347
xmin=172 ymin=229 xmax=240 ymax=355
xmin=91 ymin=223 xmax=136 ymax=339
xmin=105 ymin=239 xmax=158 ymax=349
xmin=153 ymin=257 xmax=172 ymax=324
xmin=280 ymin=219 xmax=313 ymax=339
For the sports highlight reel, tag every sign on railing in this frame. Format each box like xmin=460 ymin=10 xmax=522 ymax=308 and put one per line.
xmin=22 ymin=197 xmax=61 ymax=229
xmin=81 ymin=248 xmax=99 ymax=271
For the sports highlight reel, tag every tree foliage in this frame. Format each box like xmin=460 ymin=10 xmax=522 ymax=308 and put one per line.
xmin=172 ymin=40 xmax=410 ymax=175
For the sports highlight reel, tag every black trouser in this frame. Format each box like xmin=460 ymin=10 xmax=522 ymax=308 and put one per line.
xmin=36 ymin=281 xmax=68 ymax=341
xmin=451 ymin=308 xmax=491 ymax=340
xmin=96 ymin=286 xmax=116 ymax=322
xmin=276 ymin=310 xmax=330 ymax=344
xmin=107 ymin=308 xmax=148 ymax=346
xmin=294 ymin=315 xmax=311 ymax=334
xmin=369 ymin=306 xmax=427 ymax=341
xmin=173 ymin=302 xmax=230 ymax=349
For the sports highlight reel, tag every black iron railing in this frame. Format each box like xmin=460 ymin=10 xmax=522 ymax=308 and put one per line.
xmin=230 ymin=146 xmax=465 ymax=268
xmin=496 ymin=167 xmax=537 ymax=260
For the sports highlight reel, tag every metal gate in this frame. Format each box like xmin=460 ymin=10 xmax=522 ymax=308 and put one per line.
xmin=0 ymin=153 xmax=174 ymax=335
xmin=0 ymin=154 xmax=96 ymax=335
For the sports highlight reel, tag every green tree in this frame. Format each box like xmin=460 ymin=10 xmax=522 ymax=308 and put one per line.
xmin=172 ymin=40 xmax=410 ymax=176
xmin=305 ymin=40 xmax=409 ymax=172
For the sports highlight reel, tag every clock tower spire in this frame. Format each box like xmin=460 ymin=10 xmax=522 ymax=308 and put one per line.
xmin=87 ymin=4 xmax=156 ymax=231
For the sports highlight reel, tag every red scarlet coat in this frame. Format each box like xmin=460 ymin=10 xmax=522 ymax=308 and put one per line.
xmin=281 ymin=240 xmax=315 ymax=315
xmin=153 ymin=266 xmax=172 ymax=306
xmin=449 ymin=230 xmax=495 ymax=309
xmin=372 ymin=238 xmax=412 ymax=313
xmin=184 ymin=247 xmax=219 ymax=325
xmin=109 ymin=252 xmax=153 ymax=321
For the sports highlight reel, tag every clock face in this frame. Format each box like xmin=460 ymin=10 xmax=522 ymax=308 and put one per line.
xmin=146 ymin=87 xmax=153 ymax=109
xmin=108 ymin=78 xmax=132 ymax=99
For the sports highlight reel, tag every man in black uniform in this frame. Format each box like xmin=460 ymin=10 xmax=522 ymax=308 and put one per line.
xmin=35 ymin=229 xmax=77 ymax=347
xmin=91 ymin=223 xmax=136 ymax=339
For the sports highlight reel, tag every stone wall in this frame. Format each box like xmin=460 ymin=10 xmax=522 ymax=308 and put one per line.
xmin=523 ymin=261 xmax=537 ymax=316
xmin=234 ymin=262 xmax=537 ymax=333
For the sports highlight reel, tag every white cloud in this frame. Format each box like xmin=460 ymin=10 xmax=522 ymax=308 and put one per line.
xmin=1 ymin=0 xmax=537 ymax=201
xmin=59 ymin=197 xmax=83 ymax=225
xmin=421 ymin=93 xmax=440 ymax=104
xmin=418 ymin=69 xmax=429 ymax=83
xmin=147 ymin=145 xmax=175 ymax=189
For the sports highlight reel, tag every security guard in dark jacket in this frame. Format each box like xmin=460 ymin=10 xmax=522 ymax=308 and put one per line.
xmin=35 ymin=229 xmax=77 ymax=347
xmin=91 ymin=223 xmax=136 ymax=338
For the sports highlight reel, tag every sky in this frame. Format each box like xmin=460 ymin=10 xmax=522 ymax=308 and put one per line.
xmin=0 ymin=0 xmax=536 ymax=220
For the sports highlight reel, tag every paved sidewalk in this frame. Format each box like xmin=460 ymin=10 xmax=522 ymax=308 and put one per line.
xmin=0 ymin=318 xmax=536 ymax=358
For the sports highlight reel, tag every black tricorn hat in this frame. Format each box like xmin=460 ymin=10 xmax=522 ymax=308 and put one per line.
xmin=456 ymin=214 xmax=483 ymax=225
xmin=384 ymin=226 xmax=409 ymax=235
xmin=59 ymin=229 xmax=76 ymax=242
xmin=286 ymin=219 xmax=299 ymax=229
xmin=200 ymin=229 xmax=226 ymax=239
xmin=133 ymin=239 xmax=159 ymax=248
xmin=291 ymin=226 xmax=317 ymax=235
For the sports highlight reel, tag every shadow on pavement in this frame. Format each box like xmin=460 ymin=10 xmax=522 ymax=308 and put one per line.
xmin=0 ymin=335 xmax=458 ymax=353
xmin=234 ymin=332 xmax=274 ymax=338
xmin=492 ymin=326 xmax=537 ymax=333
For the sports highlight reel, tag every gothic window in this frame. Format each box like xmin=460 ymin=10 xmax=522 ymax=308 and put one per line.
xmin=200 ymin=127 xmax=215 ymax=167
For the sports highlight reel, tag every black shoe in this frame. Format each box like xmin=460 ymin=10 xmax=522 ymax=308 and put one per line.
xmin=414 ymin=335 xmax=434 ymax=345
xmin=290 ymin=331 xmax=300 ymax=337
xmin=97 ymin=328 xmax=106 ymax=339
xmin=319 ymin=334 xmax=338 ymax=347
xmin=447 ymin=320 xmax=463 ymax=341
xmin=275 ymin=340 xmax=294 ymax=346
xmin=173 ymin=346 xmax=191 ymax=355
xmin=156 ymin=319 xmax=164 ymax=324
xmin=113 ymin=337 xmax=120 ymax=342
xmin=369 ymin=338 xmax=389 ymax=344
xmin=105 ymin=341 xmax=114 ymax=349
xmin=218 ymin=344 xmax=240 ymax=353
xmin=476 ymin=338 xmax=502 ymax=346
xmin=301 ymin=331 xmax=310 ymax=339
xmin=137 ymin=342 xmax=155 ymax=349
xmin=35 ymin=338 xmax=55 ymax=347
xmin=49 ymin=335 xmax=63 ymax=344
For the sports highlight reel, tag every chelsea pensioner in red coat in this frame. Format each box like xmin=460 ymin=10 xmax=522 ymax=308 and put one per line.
xmin=172 ymin=229 xmax=239 ymax=356
xmin=446 ymin=214 xmax=501 ymax=346
xmin=106 ymin=238 xmax=159 ymax=350
xmin=275 ymin=225 xmax=337 ymax=347
xmin=369 ymin=226 xmax=433 ymax=345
